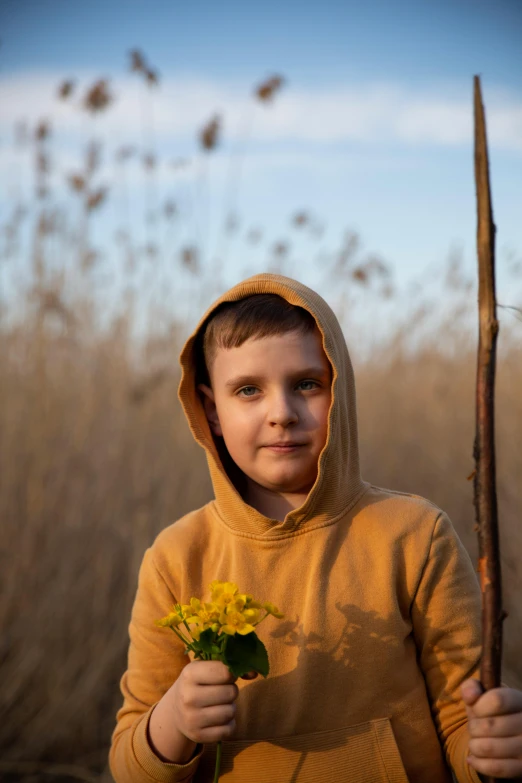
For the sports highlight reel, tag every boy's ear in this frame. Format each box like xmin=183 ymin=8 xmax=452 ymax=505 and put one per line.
xmin=197 ymin=383 xmax=223 ymax=437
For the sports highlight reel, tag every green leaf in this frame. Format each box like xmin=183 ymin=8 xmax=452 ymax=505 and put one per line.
xmin=195 ymin=627 xmax=215 ymax=654
xmin=222 ymin=632 xmax=269 ymax=678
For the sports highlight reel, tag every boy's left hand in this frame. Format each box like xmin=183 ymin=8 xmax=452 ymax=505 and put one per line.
xmin=461 ymin=678 xmax=522 ymax=779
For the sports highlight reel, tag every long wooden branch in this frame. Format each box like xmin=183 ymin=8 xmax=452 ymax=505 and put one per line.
xmin=472 ymin=76 xmax=506 ymax=714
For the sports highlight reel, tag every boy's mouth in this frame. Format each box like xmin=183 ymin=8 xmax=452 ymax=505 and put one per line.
xmin=263 ymin=441 xmax=305 ymax=453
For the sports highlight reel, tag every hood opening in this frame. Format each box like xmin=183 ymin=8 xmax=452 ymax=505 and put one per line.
xmin=178 ymin=273 xmax=368 ymax=537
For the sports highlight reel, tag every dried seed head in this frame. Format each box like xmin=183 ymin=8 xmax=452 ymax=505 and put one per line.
xmin=58 ymin=80 xmax=75 ymax=100
xmin=36 ymin=151 xmax=49 ymax=174
xmin=68 ymin=173 xmax=86 ymax=193
xmin=142 ymin=153 xmax=156 ymax=170
xmin=225 ymin=213 xmax=239 ymax=233
xmin=255 ymin=75 xmax=285 ymax=103
xmin=36 ymin=288 xmax=75 ymax=328
xmin=352 ymin=266 xmax=368 ymax=284
xmin=164 ymin=200 xmax=177 ymax=219
xmin=292 ymin=211 xmax=308 ymax=227
xmin=145 ymin=68 xmax=159 ymax=86
xmin=364 ymin=255 xmax=389 ymax=277
xmin=86 ymin=187 xmax=107 ymax=211
xmin=38 ymin=211 xmax=58 ymax=235
xmin=81 ymin=249 xmax=98 ymax=272
xmin=35 ymin=120 xmax=51 ymax=141
xmin=129 ymin=49 xmax=146 ymax=73
xmin=272 ymin=241 xmax=289 ymax=257
xmin=83 ymin=79 xmax=113 ymax=113
xmin=199 ymin=115 xmax=221 ymax=151
xmin=145 ymin=243 xmax=158 ymax=259
xmin=181 ymin=245 xmax=199 ymax=274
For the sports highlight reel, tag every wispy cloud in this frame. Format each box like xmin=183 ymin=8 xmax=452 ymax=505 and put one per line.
xmin=1 ymin=71 xmax=522 ymax=153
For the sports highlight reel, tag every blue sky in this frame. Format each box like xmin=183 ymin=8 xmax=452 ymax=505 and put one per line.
xmin=2 ymin=0 xmax=522 ymax=87
xmin=0 ymin=0 xmax=521 ymax=337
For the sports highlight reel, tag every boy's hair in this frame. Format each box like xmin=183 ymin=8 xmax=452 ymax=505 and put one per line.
xmin=196 ymin=293 xmax=317 ymax=386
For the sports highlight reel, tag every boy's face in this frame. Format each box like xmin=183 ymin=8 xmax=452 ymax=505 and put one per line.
xmin=198 ymin=327 xmax=332 ymax=498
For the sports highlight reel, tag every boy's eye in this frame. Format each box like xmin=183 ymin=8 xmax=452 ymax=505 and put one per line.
xmin=237 ymin=386 xmax=258 ymax=397
xmin=297 ymin=380 xmax=318 ymax=391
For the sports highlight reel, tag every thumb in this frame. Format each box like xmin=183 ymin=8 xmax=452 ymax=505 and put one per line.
xmin=461 ymin=678 xmax=484 ymax=708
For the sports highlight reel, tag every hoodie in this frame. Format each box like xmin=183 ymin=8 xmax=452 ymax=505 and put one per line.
xmin=109 ymin=273 xmax=484 ymax=783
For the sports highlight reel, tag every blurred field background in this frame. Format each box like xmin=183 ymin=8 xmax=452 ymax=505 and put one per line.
xmin=1 ymin=27 xmax=522 ymax=783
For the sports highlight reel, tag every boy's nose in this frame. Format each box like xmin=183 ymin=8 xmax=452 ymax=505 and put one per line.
xmin=268 ymin=394 xmax=299 ymax=426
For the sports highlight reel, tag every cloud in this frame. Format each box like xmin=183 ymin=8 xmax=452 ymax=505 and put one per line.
xmin=0 ymin=70 xmax=521 ymax=153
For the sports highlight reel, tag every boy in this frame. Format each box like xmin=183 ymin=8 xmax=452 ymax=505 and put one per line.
xmin=110 ymin=273 xmax=522 ymax=782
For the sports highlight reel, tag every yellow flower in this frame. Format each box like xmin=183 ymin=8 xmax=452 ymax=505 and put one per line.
xmin=243 ymin=606 xmax=262 ymax=624
xmin=155 ymin=611 xmax=184 ymax=628
xmin=185 ymin=598 xmax=221 ymax=626
xmin=191 ymin=623 xmax=203 ymax=641
xmin=219 ymin=605 xmax=257 ymax=636
xmin=209 ymin=580 xmax=240 ymax=608
xmin=263 ymin=602 xmax=284 ymax=619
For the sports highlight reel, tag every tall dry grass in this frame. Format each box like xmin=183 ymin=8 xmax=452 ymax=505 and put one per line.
xmin=1 ymin=291 xmax=520 ymax=781
xmin=0 ymin=55 xmax=521 ymax=782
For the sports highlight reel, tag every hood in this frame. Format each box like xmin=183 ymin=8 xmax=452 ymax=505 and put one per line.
xmin=178 ymin=273 xmax=368 ymax=536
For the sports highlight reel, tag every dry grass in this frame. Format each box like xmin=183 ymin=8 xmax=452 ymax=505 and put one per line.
xmin=0 ymin=301 xmax=520 ymax=782
xmin=355 ymin=325 xmax=522 ymax=690
xmin=0 ymin=311 xmax=212 ymax=779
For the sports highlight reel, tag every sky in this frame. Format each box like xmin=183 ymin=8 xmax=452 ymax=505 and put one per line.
xmin=0 ymin=0 xmax=521 ymax=339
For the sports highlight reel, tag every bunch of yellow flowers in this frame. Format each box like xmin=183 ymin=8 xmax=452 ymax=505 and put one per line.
xmin=156 ymin=579 xmax=283 ymax=647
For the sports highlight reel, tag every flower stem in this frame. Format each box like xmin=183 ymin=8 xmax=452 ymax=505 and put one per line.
xmin=169 ymin=626 xmax=195 ymax=651
xmin=214 ymin=740 xmax=222 ymax=782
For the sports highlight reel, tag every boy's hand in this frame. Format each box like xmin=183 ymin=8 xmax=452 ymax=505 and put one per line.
xmin=461 ymin=678 xmax=522 ymax=779
xmin=171 ymin=660 xmax=257 ymax=745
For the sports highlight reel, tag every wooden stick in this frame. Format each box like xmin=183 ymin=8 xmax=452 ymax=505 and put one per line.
xmin=472 ymin=76 xmax=506 ymax=715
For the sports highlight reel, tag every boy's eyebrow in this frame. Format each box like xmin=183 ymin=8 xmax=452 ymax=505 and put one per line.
xmin=224 ymin=367 xmax=330 ymax=389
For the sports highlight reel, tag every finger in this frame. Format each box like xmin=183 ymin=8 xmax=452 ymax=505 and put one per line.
xmin=468 ymin=712 xmax=522 ymax=738
xmin=192 ymin=683 xmax=239 ymax=707
xmin=198 ymin=703 xmax=236 ymax=729
xmin=461 ymin=678 xmax=484 ymax=707
xmin=468 ymin=734 xmax=522 ymax=759
xmin=197 ymin=721 xmax=237 ymax=744
xmin=191 ymin=660 xmax=237 ymax=684
xmin=471 ymin=687 xmax=522 ymax=718
xmin=240 ymin=671 xmax=258 ymax=680
xmin=467 ymin=754 xmax=522 ymax=779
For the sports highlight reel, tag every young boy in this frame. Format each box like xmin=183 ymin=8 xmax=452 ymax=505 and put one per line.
xmin=110 ymin=273 xmax=522 ymax=783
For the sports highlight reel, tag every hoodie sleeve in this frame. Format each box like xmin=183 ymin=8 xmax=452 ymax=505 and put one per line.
xmin=410 ymin=511 xmax=484 ymax=783
xmin=109 ymin=546 xmax=204 ymax=783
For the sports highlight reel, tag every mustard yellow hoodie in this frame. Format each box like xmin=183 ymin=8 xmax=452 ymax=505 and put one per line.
xmin=110 ymin=273 xmax=484 ymax=783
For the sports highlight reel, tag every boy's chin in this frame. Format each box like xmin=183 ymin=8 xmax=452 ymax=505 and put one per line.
xmin=247 ymin=470 xmax=315 ymax=496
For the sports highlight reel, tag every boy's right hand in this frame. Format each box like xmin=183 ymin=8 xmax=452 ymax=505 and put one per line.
xmin=170 ymin=660 xmax=258 ymax=745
